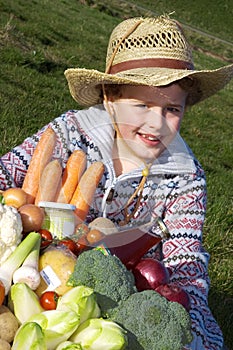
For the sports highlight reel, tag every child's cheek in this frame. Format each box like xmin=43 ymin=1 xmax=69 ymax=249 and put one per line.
xmin=117 ymin=123 xmax=134 ymax=140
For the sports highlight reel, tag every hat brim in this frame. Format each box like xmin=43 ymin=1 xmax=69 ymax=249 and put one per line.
xmin=64 ymin=64 xmax=233 ymax=107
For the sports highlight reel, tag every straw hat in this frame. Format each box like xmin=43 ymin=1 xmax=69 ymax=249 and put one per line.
xmin=64 ymin=16 xmax=233 ymax=107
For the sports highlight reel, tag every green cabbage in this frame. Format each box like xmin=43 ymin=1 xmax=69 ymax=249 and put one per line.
xmin=12 ymin=322 xmax=46 ymax=350
xmin=70 ymin=318 xmax=127 ymax=350
xmin=28 ymin=310 xmax=80 ymax=350
xmin=56 ymin=285 xmax=100 ymax=324
xmin=8 ymin=282 xmax=44 ymax=324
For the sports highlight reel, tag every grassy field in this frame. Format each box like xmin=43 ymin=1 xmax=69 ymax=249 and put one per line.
xmin=0 ymin=0 xmax=232 ymax=347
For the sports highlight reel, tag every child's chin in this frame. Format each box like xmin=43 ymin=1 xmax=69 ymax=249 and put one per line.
xmin=142 ymin=147 xmax=166 ymax=162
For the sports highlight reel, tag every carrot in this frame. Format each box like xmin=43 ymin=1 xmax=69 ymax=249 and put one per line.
xmin=70 ymin=161 xmax=105 ymax=221
xmin=56 ymin=150 xmax=87 ymax=203
xmin=35 ymin=159 xmax=63 ymax=205
xmin=22 ymin=128 xmax=57 ymax=204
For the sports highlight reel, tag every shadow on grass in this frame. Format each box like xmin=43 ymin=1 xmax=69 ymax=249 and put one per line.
xmin=208 ymin=288 xmax=233 ymax=349
xmin=22 ymin=59 xmax=66 ymax=74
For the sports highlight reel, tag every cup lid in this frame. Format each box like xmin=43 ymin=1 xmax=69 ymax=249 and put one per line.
xmin=38 ymin=201 xmax=76 ymax=211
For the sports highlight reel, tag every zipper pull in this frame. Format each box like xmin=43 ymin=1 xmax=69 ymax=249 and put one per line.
xmin=106 ymin=188 xmax=115 ymax=204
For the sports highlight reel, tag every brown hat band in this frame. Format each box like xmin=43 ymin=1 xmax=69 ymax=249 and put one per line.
xmin=109 ymin=58 xmax=194 ymax=74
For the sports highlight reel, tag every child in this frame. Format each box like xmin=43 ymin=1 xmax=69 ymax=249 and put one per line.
xmin=0 ymin=16 xmax=232 ymax=349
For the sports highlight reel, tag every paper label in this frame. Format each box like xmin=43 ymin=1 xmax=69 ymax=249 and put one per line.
xmin=40 ymin=265 xmax=61 ymax=290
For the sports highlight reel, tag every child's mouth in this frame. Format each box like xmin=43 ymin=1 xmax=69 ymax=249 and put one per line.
xmin=138 ymin=132 xmax=161 ymax=145
xmin=141 ymin=134 xmax=158 ymax=141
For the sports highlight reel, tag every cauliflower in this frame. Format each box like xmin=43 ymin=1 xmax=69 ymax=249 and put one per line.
xmin=0 ymin=204 xmax=23 ymax=266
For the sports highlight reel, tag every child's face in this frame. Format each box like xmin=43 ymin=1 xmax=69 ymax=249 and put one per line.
xmin=110 ymin=84 xmax=187 ymax=162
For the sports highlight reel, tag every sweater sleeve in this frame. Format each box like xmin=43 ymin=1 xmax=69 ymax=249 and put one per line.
xmin=0 ymin=130 xmax=44 ymax=190
xmin=162 ymin=164 xmax=223 ymax=350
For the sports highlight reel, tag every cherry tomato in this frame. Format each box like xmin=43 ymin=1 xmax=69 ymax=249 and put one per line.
xmin=86 ymin=229 xmax=103 ymax=245
xmin=19 ymin=204 xmax=45 ymax=233
xmin=0 ymin=281 xmax=5 ymax=306
xmin=76 ymin=235 xmax=89 ymax=252
xmin=58 ymin=238 xmax=80 ymax=255
xmin=40 ymin=291 xmax=59 ymax=310
xmin=38 ymin=229 xmax=53 ymax=248
xmin=3 ymin=187 xmax=28 ymax=209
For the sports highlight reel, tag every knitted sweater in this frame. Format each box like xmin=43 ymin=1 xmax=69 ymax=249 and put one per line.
xmin=0 ymin=105 xmax=223 ymax=349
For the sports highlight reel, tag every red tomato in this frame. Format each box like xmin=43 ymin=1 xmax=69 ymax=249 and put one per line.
xmin=75 ymin=235 xmax=89 ymax=253
xmin=38 ymin=229 xmax=53 ymax=248
xmin=40 ymin=291 xmax=59 ymax=310
xmin=0 ymin=281 xmax=5 ymax=306
xmin=58 ymin=238 xmax=80 ymax=255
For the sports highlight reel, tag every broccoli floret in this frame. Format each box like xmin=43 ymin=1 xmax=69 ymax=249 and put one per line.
xmin=67 ymin=249 xmax=136 ymax=317
xmin=108 ymin=289 xmax=193 ymax=350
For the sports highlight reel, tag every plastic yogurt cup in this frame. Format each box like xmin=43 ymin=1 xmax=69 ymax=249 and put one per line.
xmin=38 ymin=201 xmax=76 ymax=239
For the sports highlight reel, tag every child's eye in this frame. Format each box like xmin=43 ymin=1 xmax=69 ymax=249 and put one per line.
xmin=135 ymin=104 xmax=148 ymax=109
xmin=167 ymin=106 xmax=181 ymax=113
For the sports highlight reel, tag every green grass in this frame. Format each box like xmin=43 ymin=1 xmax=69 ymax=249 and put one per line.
xmin=0 ymin=0 xmax=232 ymax=347
xmin=128 ymin=0 xmax=233 ymax=41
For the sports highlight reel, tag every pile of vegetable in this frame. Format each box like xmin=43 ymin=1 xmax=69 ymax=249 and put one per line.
xmin=0 ymin=222 xmax=193 ymax=349
xmin=0 ymin=128 xmax=193 ymax=349
xmin=0 ymin=227 xmax=193 ymax=349
xmin=0 ymin=244 xmax=192 ymax=350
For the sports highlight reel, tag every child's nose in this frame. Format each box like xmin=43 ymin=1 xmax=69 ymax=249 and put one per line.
xmin=147 ymin=107 xmax=165 ymax=129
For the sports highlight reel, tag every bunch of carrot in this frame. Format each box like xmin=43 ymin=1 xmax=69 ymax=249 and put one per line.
xmin=22 ymin=127 xmax=104 ymax=221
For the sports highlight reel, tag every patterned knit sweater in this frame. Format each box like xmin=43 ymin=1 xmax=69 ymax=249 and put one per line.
xmin=0 ymin=105 xmax=224 ymax=349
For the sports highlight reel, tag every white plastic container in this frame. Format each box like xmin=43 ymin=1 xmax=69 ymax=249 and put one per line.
xmin=38 ymin=201 xmax=76 ymax=239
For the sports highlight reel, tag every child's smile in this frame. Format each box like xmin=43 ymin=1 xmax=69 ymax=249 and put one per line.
xmin=137 ymin=131 xmax=161 ymax=146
